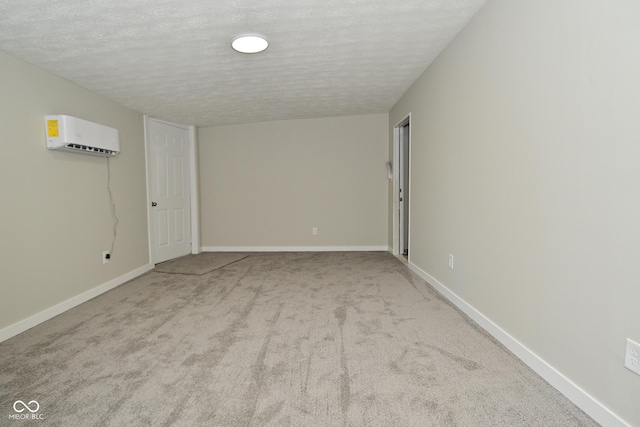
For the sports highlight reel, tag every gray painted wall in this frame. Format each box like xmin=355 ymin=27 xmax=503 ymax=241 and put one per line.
xmin=389 ymin=0 xmax=640 ymax=424
xmin=0 ymin=51 xmax=149 ymax=332
xmin=198 ymin=114 xmax=389 ymax=249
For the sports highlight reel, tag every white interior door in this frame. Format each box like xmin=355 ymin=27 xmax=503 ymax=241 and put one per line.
xmin=147 ymin=119 xmax=191 ymax=264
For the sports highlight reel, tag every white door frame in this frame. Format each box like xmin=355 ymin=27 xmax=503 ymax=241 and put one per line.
xmin=144 ymin=115 xmax=200 ymax=264
xmin=392 ymin=114 xmax=411 ymax=257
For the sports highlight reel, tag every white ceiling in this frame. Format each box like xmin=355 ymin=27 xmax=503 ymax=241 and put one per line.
xmin=0 ymin=0 xmax=486 ymax=127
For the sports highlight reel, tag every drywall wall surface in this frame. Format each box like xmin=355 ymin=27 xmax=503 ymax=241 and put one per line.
xmin=390 ymin=0 xmax=640 ymax=424
xmin=0 ymin=51 xmax=149 ymax=332
xmin=198 ymin=114 xmax=389 ymax=248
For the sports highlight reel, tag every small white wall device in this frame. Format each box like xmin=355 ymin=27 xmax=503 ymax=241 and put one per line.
xmin=45 ymin=115 xmax=120 ymax=157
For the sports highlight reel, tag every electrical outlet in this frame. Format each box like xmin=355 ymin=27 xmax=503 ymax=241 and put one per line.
xmin=448 ymin=254 xmax=454 ymax=269
xmin=625 ymin=338 xmax=640 ymax=375
xmin=312 ymin=227 xmax=318 ymax=235
xmin=103 ymin=251 xmax=111 ymax=264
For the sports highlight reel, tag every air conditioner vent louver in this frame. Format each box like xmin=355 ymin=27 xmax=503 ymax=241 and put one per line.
xmin=65 ymin=144 xmax=118 ymax=156
xmin=45 ymin=115 xmax=120 ymax=157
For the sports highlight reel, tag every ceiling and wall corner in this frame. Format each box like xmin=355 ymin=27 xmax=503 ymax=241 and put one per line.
xmin=0 ymin=0 xmax=487 ymax=127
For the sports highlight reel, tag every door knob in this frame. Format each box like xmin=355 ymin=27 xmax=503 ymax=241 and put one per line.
xmin=151 ymin=202 xmax=157 ymax=207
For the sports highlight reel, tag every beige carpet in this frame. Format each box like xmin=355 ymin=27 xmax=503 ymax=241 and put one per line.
xmin=154 ymin=252 xmax=248 ymax=275
xmin=0 ymin=252 xmax=597 ymax=426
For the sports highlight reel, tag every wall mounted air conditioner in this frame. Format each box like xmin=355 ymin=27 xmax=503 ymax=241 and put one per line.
xmin=45 ymin=115 xmax=120 ymax=156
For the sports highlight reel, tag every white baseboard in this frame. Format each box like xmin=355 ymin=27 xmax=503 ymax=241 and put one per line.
xmin=0 ymin=263 xmax=154 ymax=343
xmin=202 ymin=246 xmax=389 ymax=252
xmin=407 ymin=262 xmax=629 ymax=427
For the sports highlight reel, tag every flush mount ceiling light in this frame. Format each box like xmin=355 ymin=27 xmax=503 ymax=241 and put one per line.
xmin=231 ymin=35 xmax=268 ymax=54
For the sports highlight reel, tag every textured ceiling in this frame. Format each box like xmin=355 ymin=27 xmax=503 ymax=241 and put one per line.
xmin=0 ymin=0 xmax=486 ymax=127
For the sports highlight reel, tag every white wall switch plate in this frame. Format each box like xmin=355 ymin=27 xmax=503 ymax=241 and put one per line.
xmin=625 ymin=338 xmax=640 ymax=374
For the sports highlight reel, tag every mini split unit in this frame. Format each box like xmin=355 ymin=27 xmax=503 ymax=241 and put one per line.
xmin=45 ymin=115 xmax=120 ymax=157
